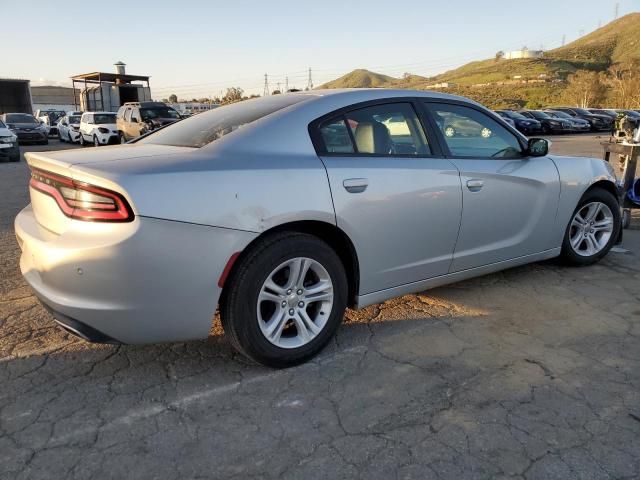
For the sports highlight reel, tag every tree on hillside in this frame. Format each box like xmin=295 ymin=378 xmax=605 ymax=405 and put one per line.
xmin=495 ymin=51 xmax=505 ymax=61
xmin=608 ymin=61 xmax=640 ymax=108
xmin=563 ymin=71 xmax=606 ymax=107
xmin=222 ymin=87 xmax=244 ymax=104
xmin=168 ymin=94 xmax=178 ymax=103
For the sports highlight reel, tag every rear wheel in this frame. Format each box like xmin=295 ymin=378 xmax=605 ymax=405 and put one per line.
xmin=221 ymin=232 xmax=348 ymax=368
xmin=560 ymin=188 xmax=620 ymax=266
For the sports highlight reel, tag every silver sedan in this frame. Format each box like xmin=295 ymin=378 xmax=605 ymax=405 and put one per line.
xmin=15 ymin=89 xmax=620 ymax=367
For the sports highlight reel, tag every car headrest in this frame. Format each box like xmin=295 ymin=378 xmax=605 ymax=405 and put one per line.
xmin=354 ymin=121 xmax=392 ymax=154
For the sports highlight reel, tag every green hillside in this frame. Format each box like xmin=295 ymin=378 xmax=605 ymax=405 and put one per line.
xmin=320 ymin=69 xmax=397 ymax=88
xmin=318 ymin=13 xmax=640 ymax=107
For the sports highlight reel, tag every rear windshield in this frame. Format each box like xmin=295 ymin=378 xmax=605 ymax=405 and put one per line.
xmin=6 ymin=113 xmax=37 ymax=123
xmin=140 ymin=95 xmax=311 ymax=148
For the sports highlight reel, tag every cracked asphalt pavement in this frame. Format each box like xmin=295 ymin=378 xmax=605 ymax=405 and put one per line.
xmin=1 ymin=136 xmax=639 ymax=479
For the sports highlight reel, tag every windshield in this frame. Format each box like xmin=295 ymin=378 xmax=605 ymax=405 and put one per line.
xmin=140 ymin=94 xmax=311 ymax=148
xmin=69 ymin=115 xmax=81 ymax=124
xmin=573 ymin=108 xmax=591 ymax=115
xmin=93 ymin=114 xmax=116 ymax=124
xmin=529 ymin=111 xmax=550 ymax=119
xmin=504 ymin=111 xmax=528 ymax=120
xmin=0 ymin=120 xmax=5 ymax=128
xmin=6 ymin=113 xmax=37 ymax=124
xmin=547 ymin=111 xmax=571 ymax=119
xmin=140 ymin=107 xmax=181 ymax=120
xmin=42 ymin=111 xmax=66 ymax=122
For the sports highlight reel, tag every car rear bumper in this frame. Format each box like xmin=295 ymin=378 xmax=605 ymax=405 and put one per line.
xmin=15 ymin=204 xmax=258 ymax=344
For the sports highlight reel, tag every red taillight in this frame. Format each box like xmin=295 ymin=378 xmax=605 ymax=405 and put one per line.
xmin=29 ymin=168 xmax=134 ymax=222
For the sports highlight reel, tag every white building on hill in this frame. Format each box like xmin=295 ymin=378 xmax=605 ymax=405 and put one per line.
xmin=504 ymin=47 xmax=544 ymax=60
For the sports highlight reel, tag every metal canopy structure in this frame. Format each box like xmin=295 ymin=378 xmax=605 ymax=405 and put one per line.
xmin=70 ymin=70 xmax=151 ymax=110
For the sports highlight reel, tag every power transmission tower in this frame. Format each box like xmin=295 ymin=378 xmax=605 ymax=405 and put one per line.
xmin=614 ymin=2 xmax=619 ymax=20
xmin=276 ymin=82 xmax=281 ymax=93
xmin=263 ymin=74 xmax=269 ymax=96
xmin=562 ymin=34 xmax=566 ymax=46
xmin=306 ymin=68 xmax=313 ymax=90
xmin=285 ymin=76 xmax=289 ymax=93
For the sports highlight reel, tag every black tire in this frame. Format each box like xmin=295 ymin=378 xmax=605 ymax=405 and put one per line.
xmin=9 ymin=154 xmax=20 ymax=162
xmin=93 ymin=135 xmax=100 ymax=147
xmin=221 ymin=232 xmax=348 ymax=368
xmin=59 ymin=130 xmax=65 ymax=142
xmin=39 ymin=139 xmax=48 ymax=145
xmin=79 ymin=134 xmax=86 ymax=147
xmin=120 ymin=133 xmax=127 ymax=144
xmin=560 ymin=188 xmax=620 ymax=266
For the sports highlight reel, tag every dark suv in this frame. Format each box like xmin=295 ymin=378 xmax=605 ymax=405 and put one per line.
xmin=116 ymin=102 xmax=181 ymax=142
xmin=552 ymin=107 xmax=613 ymax=132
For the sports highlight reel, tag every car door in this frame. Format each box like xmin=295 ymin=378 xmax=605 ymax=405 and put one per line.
xmin=130 ymin=108 xmax=144 ymax=138
xmin=313 ymin=100 xmax=463 ymax=295
xmin=423 ymin=101 xmax=560 ymax=272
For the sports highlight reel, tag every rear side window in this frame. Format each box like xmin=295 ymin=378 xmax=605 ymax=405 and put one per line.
xmin=316 ymin=102 xmax=430 ymax=156
xmin=140 ymin=95 xmax=311 ymax=148
xmin=318 ymin=118 xmax=354 ymax=154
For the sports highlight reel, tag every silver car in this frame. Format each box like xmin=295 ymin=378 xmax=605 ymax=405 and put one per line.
xmin=15 ymin=89 xmax=620 ymax=367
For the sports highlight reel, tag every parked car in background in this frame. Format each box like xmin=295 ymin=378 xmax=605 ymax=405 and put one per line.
xmin=494 ymin=110 xmax=543 ymax=135
xmin=0 ymin=118 xmax=20 ymax=162
xmin=117 ymin=101 xmax=182 ymax=142
xmin=79 ymin=112 xmax=119 ymax=147
xmin=34 ymin=109 xmax=66 ymax=137
xmin=1 ymin=113 xmax=48 ymax=145
xmin=552 ymin=107 xmax=613 ymax=131
xmin=519 ymin=110 xmax=571 ymax=134
xmin=588 ymin=108 xmax=617 ymax=120
xmin=544 ymin=110 xmax=591 ymax=132
xmin=434 ymin=110 xmax=495 ymax=139
xmin=614 ymin=109 xmax=640 ymax=127
xmin=15 ymin=89 xmax=620 ymax=367
xmin=57 ymin=114 xmax=82 ymax=143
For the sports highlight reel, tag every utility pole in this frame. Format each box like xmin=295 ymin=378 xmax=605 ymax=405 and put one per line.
xmin=306 ymin=68 xmax=313 ymax=91
xmin=277 ymin=82 xmax=281 ymax=93
xmin=285 ymin=76 xmax=289 ymax=93
xmin=561 ymin=34 xmax=566 ymax=46
xmin=263 ymin=73 xmax=269 ymax=96
xmin=614 ymin=2 xmax=619 ymax=20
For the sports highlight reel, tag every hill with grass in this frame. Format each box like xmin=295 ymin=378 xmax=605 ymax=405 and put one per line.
xmin=318 ymin=13 xmax=640 ymax=107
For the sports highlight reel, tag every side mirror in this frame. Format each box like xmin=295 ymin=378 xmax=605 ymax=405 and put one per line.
xmin=526 ymin=138 xmax=549 ymax=157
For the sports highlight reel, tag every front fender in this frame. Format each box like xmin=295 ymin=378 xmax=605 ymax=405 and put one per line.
xmin=550 ymin=155 xmax=617 ymax=247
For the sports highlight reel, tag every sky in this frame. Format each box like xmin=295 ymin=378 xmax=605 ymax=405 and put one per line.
xmin=3 ymin=0 xmax=639 ymax=99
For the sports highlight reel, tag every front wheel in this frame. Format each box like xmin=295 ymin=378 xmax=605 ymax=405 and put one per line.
xmin=79 ymin=134 xmax=86 ymax=147
xmin=560 ymin=188 xmax=620 ymax=266
xmin=93 ymin=135 xmax=100 ymax=147
xmin=221 ymin=232 xmax=348 ymax=368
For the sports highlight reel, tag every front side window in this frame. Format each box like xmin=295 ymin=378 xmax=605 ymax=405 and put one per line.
xmin=140 ymin=107 xmax=181 ymax=120
xmin=429 ymin=103 xmax=523 ymax=158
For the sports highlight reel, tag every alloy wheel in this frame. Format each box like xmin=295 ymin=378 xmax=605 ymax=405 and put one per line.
xmin=569 ymin=201 xmax=614 ymax=256
xmin=257 ymin=257 xmax=334 ymax=349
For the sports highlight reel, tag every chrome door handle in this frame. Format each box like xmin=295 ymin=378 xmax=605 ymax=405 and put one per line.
xmin=343 ymin=178 xmax=368 ymax=193
xmin=466 ymin=179 xmax=484 ymax=192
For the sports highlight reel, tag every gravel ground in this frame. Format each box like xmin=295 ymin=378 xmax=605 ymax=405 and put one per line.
xmin=1 ymin=135 xmax=639 ymax=480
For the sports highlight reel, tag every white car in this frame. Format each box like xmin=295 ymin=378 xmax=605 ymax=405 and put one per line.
xmin=79 ymin=112 xmax=119 ymax=147
xmin=57 ymin=114 xmax=82 ymax=143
